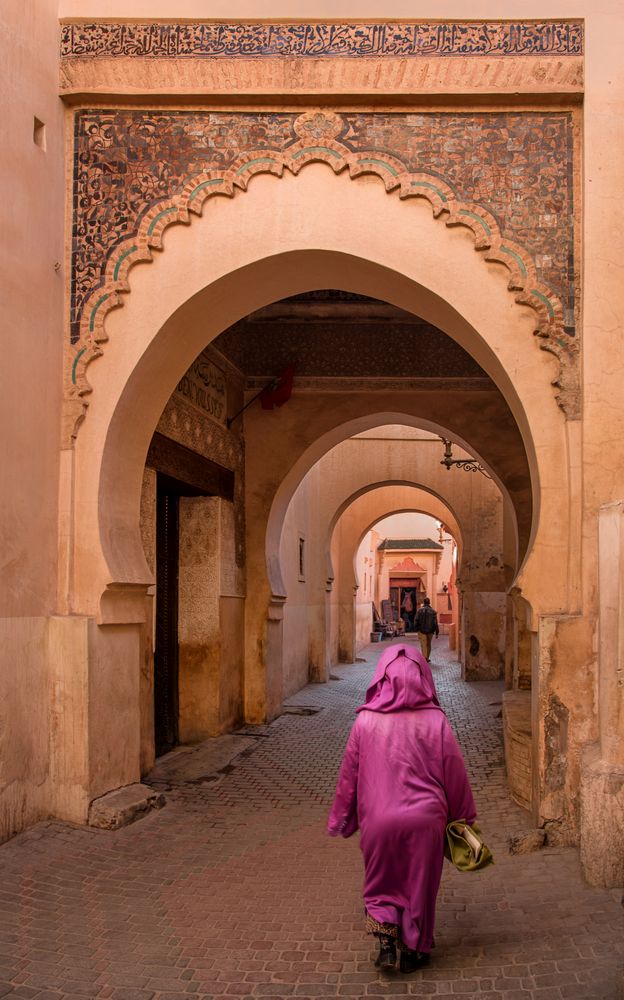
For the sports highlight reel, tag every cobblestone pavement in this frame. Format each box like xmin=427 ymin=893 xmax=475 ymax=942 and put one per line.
xmin=1 ymin=639 xmax=622 ymax=1000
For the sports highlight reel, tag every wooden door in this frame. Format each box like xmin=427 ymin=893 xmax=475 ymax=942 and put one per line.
xmin=154 ymin=483 xmax=180 ymax=757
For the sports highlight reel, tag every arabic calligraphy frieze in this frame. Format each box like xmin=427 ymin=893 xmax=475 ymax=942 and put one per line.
xmin=60 ymin=21 xmax=583 ymax=60
xmin=70 ymin=110 xmax=576 ymax=344
xmin=176 ymin=356 xmax=227 ymax=426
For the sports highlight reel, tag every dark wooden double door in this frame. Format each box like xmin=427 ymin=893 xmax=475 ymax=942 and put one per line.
xmin=154 ymin=481 xmax=180 ymax=757
xmin=150 ymin=433 xmax=235 ymax=758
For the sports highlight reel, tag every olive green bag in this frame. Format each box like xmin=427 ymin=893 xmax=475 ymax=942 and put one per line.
xmin=445 ymin=820 xmax=494 ymax=872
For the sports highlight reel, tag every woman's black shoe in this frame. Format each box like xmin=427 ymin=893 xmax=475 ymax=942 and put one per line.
xmin=374 ymin=934 xmax=397 ymax=970
xmin=399 ymin=949 xmax=430 ymax=974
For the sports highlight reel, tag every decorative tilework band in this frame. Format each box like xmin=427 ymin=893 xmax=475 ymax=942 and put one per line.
xmin=60 ymin=21 xmax=583 ymax=60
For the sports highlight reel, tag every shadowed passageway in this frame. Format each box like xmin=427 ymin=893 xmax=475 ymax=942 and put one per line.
xmin=1 ymin=640 xmax=622 ymax=1000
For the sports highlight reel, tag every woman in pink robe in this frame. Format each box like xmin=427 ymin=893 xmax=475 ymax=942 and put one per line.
xmin=327 ymin=643 xmax=476 ymax=973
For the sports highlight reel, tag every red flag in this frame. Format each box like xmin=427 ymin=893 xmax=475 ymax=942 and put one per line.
xmin=260 ymin=366 xmax=295 ymax=410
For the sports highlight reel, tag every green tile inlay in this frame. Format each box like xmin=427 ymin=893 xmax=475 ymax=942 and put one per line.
xmin=71 ymin=347 xmax=87 ymax=384
xmin=357 ymin=157 xmax=399 ymax=177
xmin=189 ymin=178 xmax=225 ymax=200
xmin=89 ymin=293 xmax=110 ymax=332
xmin=500 ymin=245 xmax=528 ymax=277
xmin=410 ymin=180 xmax=448 ymax=202
xmin=113 ymin=245 xmax=137 ymax=282
xmin=531 ymin=288 xmax=555 ymax=317
xmin=292 ymin=146 xmax=342 ymax=160
xmin=147 ymin=206 xmax=177 ymax=237
xmin=235 ymin=157 xmax=278 ymax=175
xmin=459 ymin=209 xmax=492 ymax=237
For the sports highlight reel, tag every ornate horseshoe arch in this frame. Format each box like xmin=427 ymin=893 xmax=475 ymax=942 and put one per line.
xmin=65 ymin=109 xmax=578 ymax=442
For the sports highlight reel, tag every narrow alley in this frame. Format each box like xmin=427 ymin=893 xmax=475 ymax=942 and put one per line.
xmin=1 ymin=640 xmax=622 ymax=1000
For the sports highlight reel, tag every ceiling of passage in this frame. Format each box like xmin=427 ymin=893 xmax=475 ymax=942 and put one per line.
xmin=212 ymin=290 xmax=490 ymax=381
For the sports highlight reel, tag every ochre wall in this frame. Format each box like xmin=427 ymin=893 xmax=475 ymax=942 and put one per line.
xmin=0 ymin=0 xmax=66 ymax=841
xmin=279 ymin=465 xmax=321 ymax=698
xmin=0 ymin=2 xmax=64 ymax=619
xmin=178 ymin=497 xmax=244 ymax=741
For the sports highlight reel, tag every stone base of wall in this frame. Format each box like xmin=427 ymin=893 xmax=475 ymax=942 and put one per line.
xmin=502 ymin=690 xmax=533 ymax=812
xmin=580 ymin=747 xmax=624 ymax=888
xmin=88 ymin=783 xmax=165 ymax=830
xmin=462 ymin=592 xmax=506 ymax=680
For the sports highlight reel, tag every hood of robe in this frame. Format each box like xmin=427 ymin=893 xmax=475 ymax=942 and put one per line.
xmin=356 ymin=643 xmax=442 ymax=713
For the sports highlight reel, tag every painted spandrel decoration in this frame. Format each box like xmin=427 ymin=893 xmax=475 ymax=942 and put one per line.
xmin=67 ymin=107 xmax=580 ymax=425
xmin=60 ymin=20 xmax=583 ymax=59
xmin=69 ymin=110 xmax=575 ymax=345
xmin=175 ymin=357 xmax=227 ymax=427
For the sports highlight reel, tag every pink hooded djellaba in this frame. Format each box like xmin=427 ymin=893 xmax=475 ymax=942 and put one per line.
xmin=327 ymin=643 xmax=476 ymax=954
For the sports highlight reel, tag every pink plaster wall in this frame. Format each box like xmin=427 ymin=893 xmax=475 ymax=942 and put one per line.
xmin=0 ymin=0 xmax=65 ymax=841
xmin=1 ymin=0 xmax=64 ymax=617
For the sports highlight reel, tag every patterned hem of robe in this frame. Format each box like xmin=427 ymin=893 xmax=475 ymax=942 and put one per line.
xmin=365 ymin=911 xmax=399 ymax=941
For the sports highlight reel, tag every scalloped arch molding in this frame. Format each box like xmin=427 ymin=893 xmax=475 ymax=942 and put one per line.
xmin=66 ymin=109 xmax=579 ymax=433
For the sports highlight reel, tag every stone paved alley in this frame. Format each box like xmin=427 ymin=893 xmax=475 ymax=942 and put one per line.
xmin=1 ymin=640 xmax=622 ymax=1000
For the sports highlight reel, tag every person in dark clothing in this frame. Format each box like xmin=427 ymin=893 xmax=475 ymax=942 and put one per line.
xmin=414 ymin=598 xmax=439 ymax=662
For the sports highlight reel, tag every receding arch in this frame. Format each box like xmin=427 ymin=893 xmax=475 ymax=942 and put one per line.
xmin=266 ymin=412 xmax=516 ymax=601
xmin=325 ymin=486 xmax=463 ymax=666
xmin=275 ymin=428 xmax=506 ymax=682
xmin=322 ymin=481 xmax=464 ymax=589
xmin=352 ymin=503 xmax=461 ymax=584
xmin=329 ymin=483 xmax=462 ymax=565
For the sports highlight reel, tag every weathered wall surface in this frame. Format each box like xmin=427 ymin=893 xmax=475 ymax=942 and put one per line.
xmin=157 ymin=346 xmax=246 ymax=579
xmin=461 ymin=592 xmax=506 ymax=682
xmin=502 ymin=691 xmax=533 ymax=811
xmin=574 ymin=6 xmax=624 ymax=880
xmin=87 ymin=620 xmax=142 ymax=803
xmin=354 ymin=528 xmax=377 ymax=651
xmin=0 ymin=619 xmax=51 ymax=841
xmin=1 ymin=0 xmax=64 ymax=618
xmin=0 ymin=0 xmax=65 ymax=841
xmin=178 ymin=497 xmax=221 ymax=743
xmin=178 ymin=497 xmax=243 ymax=740
xmin=135 ymin=347 xmax=246 ymax=758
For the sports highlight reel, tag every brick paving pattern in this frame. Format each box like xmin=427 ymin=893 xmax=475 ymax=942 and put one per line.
xmin=1 ymin=639 xmax=622 ymax=1000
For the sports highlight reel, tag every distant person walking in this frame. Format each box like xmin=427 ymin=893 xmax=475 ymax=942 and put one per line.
xmin=415 ymin=597 xmax=439 ymax=662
